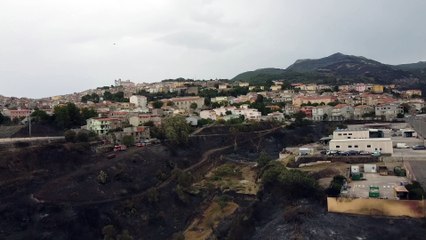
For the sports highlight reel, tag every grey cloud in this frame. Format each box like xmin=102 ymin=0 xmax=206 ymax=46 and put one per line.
xmin=0 ymin=0 xmax=426 ymax=98
xmin=158 ymin=31 xmax=239 ymax=51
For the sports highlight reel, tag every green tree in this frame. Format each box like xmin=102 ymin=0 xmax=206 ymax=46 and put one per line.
xmin=81 ymin=107 xmax=98 ymax=123
xmin=162 ymin=115 xmax=192 ymax=145
xmin=152 ymin=100 xmax=164 ymax=109
xmin=0 ymin=112 xmax=11 ymax=125
xmin=190 ymin=102 xmax=198 ymax=110
xmin=54 ymin=102 xmax=82 ymax=129
xmin=31 ymin=109 xmax=50 ymax=123
xmin=122 ymin=135 xmax=135 ymax=147
xmin=81 ymin=93 xmax=100 ymax=103
xmin=257 ymin=151 xmax=272 ymax=168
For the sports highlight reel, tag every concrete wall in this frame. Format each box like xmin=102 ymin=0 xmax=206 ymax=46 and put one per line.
xmin=327 ymin=197 xmax=425 ymax=218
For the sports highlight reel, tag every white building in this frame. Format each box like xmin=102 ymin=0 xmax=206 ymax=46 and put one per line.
xmin=86 ymin=117 xmax=122 ymax=135
xmin=329 ymin=129 xmax=393 ymax=154
xmin=129 ymin=95 xmax=148 ymax=109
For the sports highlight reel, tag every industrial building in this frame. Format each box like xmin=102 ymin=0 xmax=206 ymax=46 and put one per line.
xmin=329 ymin=128 xmax=393 ymax=154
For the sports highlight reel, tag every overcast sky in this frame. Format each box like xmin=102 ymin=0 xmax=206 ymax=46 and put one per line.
xmin=1 ymin=0 xmax=426 ymax=98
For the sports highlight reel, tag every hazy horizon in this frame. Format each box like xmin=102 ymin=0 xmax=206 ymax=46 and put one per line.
xmin=1 ymin=0 xmax=426 ymax=98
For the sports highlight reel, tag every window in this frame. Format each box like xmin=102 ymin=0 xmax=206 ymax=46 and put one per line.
xmin=336 ymin=145 xmax=340 ymax=148
xmin=354 ymin=145 xmax=358 ymax=148
xmin=348 ymin=145 xmax=352 ymax=148
xmin=367 ymin=145 xmax=371 ymax=148
xmin=343 ymin=133 xmax=347 ymax=136
xmin=338 ymin=133 xmax=342 ymax=136
xmin=348 ymin=133 xmax=352 ymax=135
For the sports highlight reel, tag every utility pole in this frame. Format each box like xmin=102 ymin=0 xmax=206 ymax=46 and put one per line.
xmin=28 ymin=112 xmax=31 ymax=137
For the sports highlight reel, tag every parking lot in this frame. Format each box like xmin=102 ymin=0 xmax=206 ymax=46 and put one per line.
xmin=345 ymin=173 xmax=409 ymax=199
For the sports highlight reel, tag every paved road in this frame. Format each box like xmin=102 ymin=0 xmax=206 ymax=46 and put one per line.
xmin=0 ymin=136 xmax=64 ymax=144
xmin=405 ymin=160 xmax=426 ymax=189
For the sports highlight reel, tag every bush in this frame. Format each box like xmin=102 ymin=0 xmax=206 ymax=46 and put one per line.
xmin=146 ymin=187 xmax=159 ymax=203
xmin=326 ymin=175 xmax=346 ymax=197
xmin=64 ymin=130 xmax=76 ymax=142
xmin=261 ymin=162 xmax=320 ymax=199
xmin=173 ymin=169 xmax=193 ymax=188
xmin=76 ymin=131 xmax=89 ymax=142
xmin=102 ymin=225 xmax=117 ymax=240
xmin=406 ymin=181 xmax=425 ymax=200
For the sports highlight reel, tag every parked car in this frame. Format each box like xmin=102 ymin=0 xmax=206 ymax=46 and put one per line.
xmin=339 ymin=150 xmax=359 ymax=156
xmin=114 ymin=144 xmax=127 ymax=152
xmin=326 ymin=150 xmax=339 ymax=156
xmin=371 ymin=151 xmax=381 ymax=157
xmin=412 ymin=145 xmax=426 ymax=150
xmin=359 ymin=151 xmax=371 ymax=155
xmin=135 ymin=142 xmax=144 ymax=147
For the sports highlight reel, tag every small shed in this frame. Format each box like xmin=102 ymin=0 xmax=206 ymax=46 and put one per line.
xmin=394 ymin=185 xmax=409 ymax=199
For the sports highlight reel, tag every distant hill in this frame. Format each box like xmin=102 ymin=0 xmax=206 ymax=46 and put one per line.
xmin=232 ymin=53 xmax=426 ymax=89
xmin=393 ymin=61 xmax=426 ymax=81
xmin=286 ymin=52 xmax=381 ymax=72
xmin=394 ymin=61 xmax=426 ymax=71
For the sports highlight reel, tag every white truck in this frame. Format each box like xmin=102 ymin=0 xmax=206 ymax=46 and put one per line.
xmin=396 ymin=143 xmax=409 ymax=149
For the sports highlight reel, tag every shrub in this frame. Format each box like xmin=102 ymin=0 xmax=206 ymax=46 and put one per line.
xmin=76 ymin=131 xmax=89 ymax=142
xmin=64 ymin=130 xmax=76 ymax=142
xmin=173 ymin=169 xmax=193 ymax=189
xmin=102 ymin=225 xmax=117 ymax=240
xmin=406 ymin=181 xmax=425 ymax=200
xmin=97 ymin=170 xmax=108 ymax=184
xmin=261 ymin=162 xmax=320 ymax=199
xmin=146 ymin=187 xmax=159 ymax=203
xmin=326 ymin=175 xmax=346 ymax=197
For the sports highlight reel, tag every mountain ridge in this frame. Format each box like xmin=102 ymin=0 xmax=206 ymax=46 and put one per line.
xmin=232 ymin=53 xmax=426 ymax=90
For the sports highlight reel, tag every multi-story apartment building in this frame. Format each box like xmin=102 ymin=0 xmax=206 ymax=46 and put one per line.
xmin=330 ymin=104 xmax=354 ymax=121
xmin=86 ymin=117 xmax=122 ymax=135
xmin=354 ymin=105 xmax=375 ymax=119
xmin=129 ymin=95 xmax=148 ymax=109
xmin=375 ymin=103 xmax=404 ymax=121
xmin=312 ymin=106 xmax=333 ymax=121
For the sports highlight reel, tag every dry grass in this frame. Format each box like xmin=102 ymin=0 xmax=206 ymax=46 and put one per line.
xmin=184 ymin=200 xmax=239 ymax=240
xmin=195 ymin=163 xmax=259 ymax=195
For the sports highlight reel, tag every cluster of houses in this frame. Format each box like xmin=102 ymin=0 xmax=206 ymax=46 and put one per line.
xmin=1 ymin=79 xmax=424 ymax=144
